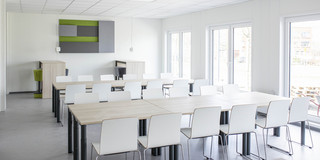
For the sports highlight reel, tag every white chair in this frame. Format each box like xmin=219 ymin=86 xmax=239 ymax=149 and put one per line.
xmin=100 ymin=74 xmax=115 ymax=81
xmin=142 ymin=89 xmax=164 ymax=100
xmin=169 ymin=87 xmax=189 ymax=98
xmin=181 ymin=107 xmax=224 ymax=160
xmin=222 ymin=84 xmax=240 ymax=96
xmin=288 ymin=97 xmax=313 ymax=148
xmin=124 ymin=82 xmax=142 ymax=100
xmin=91 ymin=118 xmax=141 ymax=160
xmin=146 ymin=80 xmax=163 ymax=89
xmin=192 ymin=79 xmax=209 ymax=96
xmin=160 ymin=73 xmax=173 ymax=79
xmin=138 ymin=113 xmax=184 ymax=160
xmin=200 ymin=86 xmax=218 ymax=96
xmin=107 ymin=91 xmax=131 ymax=102
xmin=61 ymin=84 xmax=86 ymax=126
xmin=123 ymin=74 xmax=138 ymax=80
xmin=56 ymin=76 xmax=72 ymax=82
xmin=143 ymin=74 xmax=157 ymax=79
xmin=78 ymin=75 xmax=94 ymax=82
xmin=74 ymin=93 xmax=99 ymax=104
xmin=92 ymin=83 xmax=112 ymax=102
xmin=255 ymin=100 xmax=292 ymax=159
xmin=173 ymin=79 xmax=189 ymax=88
xmin=220 ymin=104 xmax=260 ymax=159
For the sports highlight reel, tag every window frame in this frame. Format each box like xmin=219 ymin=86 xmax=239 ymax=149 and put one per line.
xmin=167 ymin=30 xmax=191 ymax=78
xmin=207 ymin=22 xmax=252 ymax=90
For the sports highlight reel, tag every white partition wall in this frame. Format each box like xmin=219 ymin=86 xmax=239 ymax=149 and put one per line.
xmin=0 ymin=0 xmax=6 ymax=111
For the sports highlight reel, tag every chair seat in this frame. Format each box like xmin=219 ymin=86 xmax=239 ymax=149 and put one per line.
xmin=138 ymin=136 xmax=148 ymax=148
xmin=220 ymin=124 xmax=229 ymax=134
xmin=256 ymin=105 xmax=268 ymax=114
xmin=181 ymin=128 xmax=192 ymax=139
xmin=255 ymin=118 xmax=266 ymax=128
xmin=92 ymin=142 xmax=100 ymax=155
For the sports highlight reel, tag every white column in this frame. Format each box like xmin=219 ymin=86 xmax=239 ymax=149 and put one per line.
xmin=0 ymin=0 xmax=6 ymax=111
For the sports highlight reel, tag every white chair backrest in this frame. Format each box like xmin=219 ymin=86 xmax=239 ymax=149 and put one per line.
xmin=124 ymin=82 xmax=142 ymax=99
xmin=100 ymin=74 xmax=114 ymax=81
xmin=74 ymin=93 xmax=99 ymax=104
xmin=200 ymin=85 xmax=218 ymax=96
xmin=288 ymin=97 xmax=311 ymax=123
xmin=169 ymin=87 xmax=189 ymax=98
xmin=56 ymin=76 xmax=72 ymax=82
xmin=107 ymin=91 xmax=131 ymax=102
xmin=143 ymin=89 xmax=164 ymax=100
xmin=265 ymin=100 xmax=291 ymax=128
xmin=77 ymin=75 xmax=93 ymax=82
xmin=143 ymin=74 xmax=157 ymax=79
xmin=65 ymin=84 xmax=86 ymax=104
xmin=146 ymin=80 xmax=163 ymax=89
xmin=160 ymin=73 xmax=173 ymax=79
xmin=192 ymin=79 xmax=209 ymax=96
xmin=173 ymin=79 xmax=189 ymax=88
xmin=147 ymin=113 xmax=182 ymax=148
xmin=123 ymin=74 xmax=138 ymax=80
xmin=223 ymin=84 xmax=240 ymax=96
xmin=228 ymin=105 xmax=257 ymax=134
xmin=92 ymin=83 xmax=112 ymax=102
xmin=100 ymin=118 xmax=138 ymax=155
xmin=191 ymin=107 xmax=221 ymax=138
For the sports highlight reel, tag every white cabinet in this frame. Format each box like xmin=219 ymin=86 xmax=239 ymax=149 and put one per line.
xmin=115 ymin=60 xmax=145 ymax=79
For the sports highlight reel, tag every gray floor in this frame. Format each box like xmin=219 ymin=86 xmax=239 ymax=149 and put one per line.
xmin=0 ymin=93 xmax=319 ymax=160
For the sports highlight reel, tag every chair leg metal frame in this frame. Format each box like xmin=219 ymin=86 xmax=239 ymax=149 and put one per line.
xmin=229 ymin=132 xmax=261 ymax=160
xmin=288 ymin=121 xmax=314 ymax=149
xmin=143 ymin=144 xmax=185 ymax=160
xmin=186 ymin=135 xmax=225 ymax=160
xmin=261 ymin=125 xmax=293 ymax=160
xmin=91 ymin=144 xmax=142 ymax=160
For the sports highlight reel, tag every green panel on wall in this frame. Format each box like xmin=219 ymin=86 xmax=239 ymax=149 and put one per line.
xmin=59 ymin=20 xmax=98 ymax=26
xmin=59 ymin=36 xmax=98 ymax=42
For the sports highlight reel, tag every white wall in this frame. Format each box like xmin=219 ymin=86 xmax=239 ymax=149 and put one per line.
xmin=0 ymin=0 xmax=6 ymax=111
xmin=7 ymin=13 xmax=162 ymax=92
xmin=162 ymin=0 xmax=320 ymax=95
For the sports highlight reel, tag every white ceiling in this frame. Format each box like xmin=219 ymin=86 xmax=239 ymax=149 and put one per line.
xmin=6 ymin=0 xmax=249 ymax=19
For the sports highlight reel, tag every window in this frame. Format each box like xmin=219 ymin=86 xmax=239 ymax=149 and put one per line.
xmin=167 ymin=31 xmax=191 ymax=78
xmin=284 ymin=15 xmax=320 ymax=121
xmin=208 ymin=24 xmax=252 ymax=91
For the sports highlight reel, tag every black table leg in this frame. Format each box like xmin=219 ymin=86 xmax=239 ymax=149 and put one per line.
xmin=242 ymin=133 xmax=251 ymax=155
xmin=169 ymin=145 xmax=179 ymax=160
xmin=301 ymin=121 xmax=306 ymax=145
xmin=68 ymin=109 xmax=73 ymax=153
xmin=74 ymin=117 xmax=79 ymax=160
xmin=81 ymin=125 xmax=87 ymax=160
xmin=273 ymin=127 xmax=280 ymax=137
xmin=52 ymin=85 xmax=55 ymax=113
xmin=56 ymin=89 xmax=60 ymax=123
xmin=219 ymin=111 xmax=229 ymax=145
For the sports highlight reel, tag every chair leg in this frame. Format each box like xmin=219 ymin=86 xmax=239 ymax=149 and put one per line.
xmin=262 ymin=129 xmax=267 ymax=160
xmin=253 ymin=132 xmax=262 ymax=160
xmin=61 ymin=101 xmax=64 ymax=127
xmin=285 ymin=126 xmax=293 ymax=155
xmin=187 ymin=139 xmax=191 ymax=160
xmin=209 ymin=136 xmax=214 ymax=159
xmin=90 ymin=144 xmax=94 ymax=160
xmin=224 ymin=134 xmax=229 ymax=160
xmin=307 ymin=121 xmax=314 ymax=148
xmin=137 ymin=150 xmax=141 ymax=160
xmin=95 ymin=156 xmax=99 ymax=160
xmin=266 ymin=126 xmax=292 ymax=156
xmin=179 ymin=144 xmax=185 ymax=160
xmin=143 ymin=149 xmax=147 ymax=160
xmin=218 ymin=135 xmax=226 ymax=160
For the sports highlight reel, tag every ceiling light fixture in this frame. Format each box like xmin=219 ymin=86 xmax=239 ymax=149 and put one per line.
xmin=130 ymin=0 xmax=156 ymax=2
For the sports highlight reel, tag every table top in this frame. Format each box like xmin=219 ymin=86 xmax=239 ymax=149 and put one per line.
xmin=69 ymin=92 xmax=289 ymax=125
xmin=53 ymin=79 xmax=194 ymax=90
xmin=68 ymin=100 xmax=171 ymax=125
